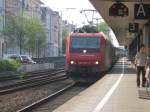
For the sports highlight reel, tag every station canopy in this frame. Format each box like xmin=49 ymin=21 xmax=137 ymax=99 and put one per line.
xmin=90 ymin=0 xmax=150 ymax=46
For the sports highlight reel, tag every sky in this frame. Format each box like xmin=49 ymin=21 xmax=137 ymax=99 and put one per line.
xmin=41 ymin=0 xmax=119 ymax=47
xmin=41 ymin=0 xmax=102 ymax=27
xmin=41 ymin=0 xmax=94 ymax=9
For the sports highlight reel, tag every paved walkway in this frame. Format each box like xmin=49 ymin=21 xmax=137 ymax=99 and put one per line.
xmin=53 ymin=58 xmax=150 ymax=112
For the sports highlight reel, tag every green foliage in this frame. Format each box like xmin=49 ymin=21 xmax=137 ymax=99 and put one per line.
xmin=96 ymin=22 xmax=109 ymax=35
xmin=0 ymin=59 xmax=21 ymax=72
xmin=23 ymin=18 xmax=46 ymax=54
xmin=1 ymin=14 xmax=46 ymax=55
xmin=62 ymin=28 xmax=69 ymax=54
xmin=96 ymin=22 xmax=114 ymax=42
xmin=62 ymin=38 xmax=66 ymax=54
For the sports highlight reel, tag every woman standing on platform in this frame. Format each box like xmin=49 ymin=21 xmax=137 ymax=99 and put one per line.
xmin=135 ymin=44 xmax=147 ymax=87
xmin=145 ymin=56 xmax=150 ymax=86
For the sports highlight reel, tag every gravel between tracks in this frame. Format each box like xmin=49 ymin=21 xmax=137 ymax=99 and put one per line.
xmin=0 ymin=79 xmax=74 ymax=112
xmin=0 ymin=79 xmax=22 ymax=88
xmin=33 ymin=85 xmax=89 ymax=112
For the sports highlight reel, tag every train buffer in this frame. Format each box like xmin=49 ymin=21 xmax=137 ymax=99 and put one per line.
xmin=53 ymin=58 xmax=150 ymax=112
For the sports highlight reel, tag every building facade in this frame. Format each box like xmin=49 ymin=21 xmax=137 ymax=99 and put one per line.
xmin=22 ymin=0 xmax=42 ymax=20
xmin=41 ymin=6 xmax=60 ymax=57
xmin=5 ymin=0 xmax=22 ymax=15
xmin=50 ymin=11 xmax=60 ymax=56
xmin=62 ymin=20 xmax=76 ymax=33
xmin=2 ymin=0 xmax=42 ymax=55
xmin=0 ymin=0 xmax=5 ymax=31
xmin=0 ymin=0 xmax=75 ymax=57
xmin=0 ymin=38 xmax=4 ymax=59
xmin=40 ymin=6 xmax=51 ymax=57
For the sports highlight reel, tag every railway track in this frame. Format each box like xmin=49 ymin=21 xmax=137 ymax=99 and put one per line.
xmin=0 ymin=69 xmax=67 ymax=95
xmin=0 ymin=68 xmax=65 ymax=82
xmin=32 ymin=84 xmax=89 ymax=112
xmin=16 ymin=83 xmax=75 ymax=112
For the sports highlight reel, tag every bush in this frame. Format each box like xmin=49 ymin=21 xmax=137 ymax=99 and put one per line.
xmin=0 ymin=59 xmax=21 ymax=72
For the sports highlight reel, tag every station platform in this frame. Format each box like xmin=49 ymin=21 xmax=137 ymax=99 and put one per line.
xmin=53 ymin=58 xmax=150 ymax=112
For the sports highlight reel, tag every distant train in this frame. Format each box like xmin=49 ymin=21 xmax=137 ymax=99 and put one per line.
xmin=66 ymin=32 xmax=117 ymax=83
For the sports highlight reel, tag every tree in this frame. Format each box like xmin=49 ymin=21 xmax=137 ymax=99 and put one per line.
xmin=1 ymin=14 xmax=24 ymax=52
xmin=97 ymin=22 xmax=114 ymax=42
xmin=23 ymin=18 xmax=46 ymax=57
xmin=62 ymin=28 xmax=69 ymax=54
xmin=96 ymin=22 xmax=110 ymax=35
xmin=1 ymin=14 xmax=46 ymax=56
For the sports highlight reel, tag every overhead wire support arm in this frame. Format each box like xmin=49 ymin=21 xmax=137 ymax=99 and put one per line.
xmin=80 ymin=9 xmax=97 ymax=25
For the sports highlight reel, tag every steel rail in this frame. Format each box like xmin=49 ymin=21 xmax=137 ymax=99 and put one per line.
xmin=0 ymin=71 xmax=67 ymax=95
xmin=17 ymin=83 xmax=75 ymax=112
xmin=0 ymin=68 xmax=65 ymax=82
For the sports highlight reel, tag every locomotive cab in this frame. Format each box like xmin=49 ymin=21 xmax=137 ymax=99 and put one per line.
xmin=66 ymin=32 xmax=115 ymax=82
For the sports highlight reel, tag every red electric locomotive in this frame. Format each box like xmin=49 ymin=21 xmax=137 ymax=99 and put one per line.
xmin=66 ymin=32 xmax=116 ymax=82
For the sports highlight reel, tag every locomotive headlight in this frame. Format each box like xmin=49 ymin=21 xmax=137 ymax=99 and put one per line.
xmin=95 ymin=61 xmax=99 ymax=65
xmin=70 ymin=60 xmax=74 ymax=64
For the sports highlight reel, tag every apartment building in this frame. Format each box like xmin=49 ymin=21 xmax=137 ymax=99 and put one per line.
xmin=41 ymin=6 xmax=60 ymax=57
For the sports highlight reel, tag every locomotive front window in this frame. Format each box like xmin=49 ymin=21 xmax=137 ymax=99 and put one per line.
xmin=71 ymin=37 xmax=100 ymax=49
